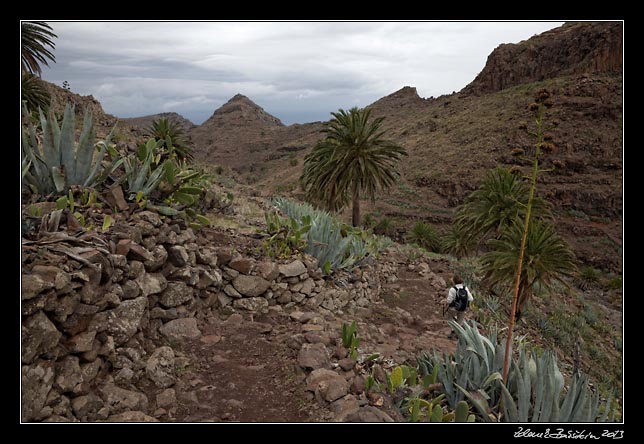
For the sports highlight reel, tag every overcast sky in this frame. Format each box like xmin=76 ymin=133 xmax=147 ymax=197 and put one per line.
xmin=39 ymin=21 xmax=564 ymax=125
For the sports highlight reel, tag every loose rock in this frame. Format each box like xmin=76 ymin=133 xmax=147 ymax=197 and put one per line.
xmin=146 ymin=346 xmax=176 ymax=389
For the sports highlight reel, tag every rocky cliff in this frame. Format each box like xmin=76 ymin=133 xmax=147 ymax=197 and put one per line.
xmin=462 ymin=22 xmax=622 ymax=95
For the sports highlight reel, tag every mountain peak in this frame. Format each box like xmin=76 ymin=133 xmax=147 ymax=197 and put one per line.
xmin=229 ymin=93 xmax=250 ymax=102
xmin=204 ymin=94 xmax=283 ymax=127
xmin=367 ymin=85 xmax=425 ymax=113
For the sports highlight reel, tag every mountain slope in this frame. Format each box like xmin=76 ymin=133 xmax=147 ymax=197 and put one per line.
xmin=120 ymin=112 xmax=196 ymax=134
xmin=201 ymin=22 xmax=622 ymax=275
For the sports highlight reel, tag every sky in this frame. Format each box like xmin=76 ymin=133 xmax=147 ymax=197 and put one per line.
xmin=39 ymin=21 xmax=564 ymax=125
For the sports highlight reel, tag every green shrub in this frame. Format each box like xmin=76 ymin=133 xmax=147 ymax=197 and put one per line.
xmin=577 ymin=266 xmax=600 ymax=290
xmin=373 ymin=217 xmax=394 ymax=237
xmin=606 ymin=275 xmax=622 ymax=290
xmin=145 ymin=117 xmax=193 ymax=162
xmin=407 ymin=221 xmax=442 ymax=252
xmin=262 ymin=211 xmax=310 ymax=258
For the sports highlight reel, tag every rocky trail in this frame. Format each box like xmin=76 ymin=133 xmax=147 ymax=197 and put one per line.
xmin=141 ymin=257 xmax=461 ymax=423
xmin=21 ymin=182 xmax=475 ymax=424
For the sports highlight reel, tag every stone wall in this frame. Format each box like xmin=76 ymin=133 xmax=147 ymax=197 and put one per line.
xmin=21 ymin=211 xmax=385 ymax=422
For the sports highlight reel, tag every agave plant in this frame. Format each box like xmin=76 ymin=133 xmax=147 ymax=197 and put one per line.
xmin=272 ymin=198 xmax=379 ymax=274
xmin=118 ymin=138 xmax=167 ymax=199
xmin=418 ymin=321 xmax=505 ymax=412
xmin=21 ymin=103 xmax=121 ymax=195
xmin=500 ymin=348 xmax=616 ymax=422
xmin=417 ymin=321 xmax=618 ymax=422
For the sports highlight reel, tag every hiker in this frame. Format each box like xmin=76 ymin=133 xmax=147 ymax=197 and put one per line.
xmin=443 ymin=274 xmax=473 ymax=338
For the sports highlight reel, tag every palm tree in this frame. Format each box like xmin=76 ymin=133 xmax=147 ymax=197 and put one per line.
xmin=145 ymin=118 xmax=194 ymax=162
xmin=301 ymin=107 xmax=407 ymax=226
xmin=481 ymin=218 xmax=577 ymax=319
xmin=21 ymin=21 xmax=57 ymax=76
xmin=453 ymin=167 xmax=551 ymax=253
xmin=22 ymin=72 xmax=50 ymax=112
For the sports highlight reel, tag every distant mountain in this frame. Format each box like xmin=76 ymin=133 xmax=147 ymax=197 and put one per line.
xmin=120 ymin=112 xmax=196 ymax=134
xmin=190 ymin=94 xmax=322 ymax=171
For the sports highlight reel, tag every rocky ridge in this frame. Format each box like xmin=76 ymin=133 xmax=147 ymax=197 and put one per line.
xmin=462 ymin=22 xmax=623 ymax=95
xmin=121 ymin=112 xmax=196 ymax=134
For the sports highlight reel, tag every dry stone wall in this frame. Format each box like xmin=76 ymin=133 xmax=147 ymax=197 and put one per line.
xmin=21 ymin=211 xmax=386 ymax=422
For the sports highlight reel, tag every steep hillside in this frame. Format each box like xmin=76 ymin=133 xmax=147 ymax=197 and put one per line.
xmin=462 ymin=21 xmax=622 ymax=95
xmin=121 ymin=112 xmax=196 ymax=133
xmin=43 ymin=81 xmax=118 ymax=135
xmin=245 ymin=22 xmax=623 ymax=275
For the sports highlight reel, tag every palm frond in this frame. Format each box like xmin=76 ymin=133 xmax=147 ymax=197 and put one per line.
xmin=21 ymin=22 xmax=57 ymax=76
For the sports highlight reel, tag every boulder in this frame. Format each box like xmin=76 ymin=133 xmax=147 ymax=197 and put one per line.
xmin=232 ymin=275 xmax=270 ymax=297
xmin=128 ymin=243 xmax=154 ymax=262
xmin=298 ymin=343 xmax=330 ymax=370
xmin=159 ymin=282 xmax=194 ymax=308
xmin=300 ymin=278 xmax=315 ymax=296
xmin=54 ymin=355 xmax=82 ymax=393
xmin=146 ymin=346 xmax=176 ymax=389
xmin=137 ymin=210 xmax=163 ymax=227
xmin=98 ymin=383 xmax=148 ymax=415
xmin=156 ymin=388 xmax=176 ymax=410
xmin=71 ymin=393 xmax=104 ymax=418
xmin=305 ymin=368 xmax=338 ymax=388
xmin=88 ymin=296 xmax=148 ymax=345
xmin=167 ymin=245 xmax=189 ymax=267
xmin=67 ymin=330 xmax=96 ymax=353
xmin=279 ymin=260 xmax=306 ymax=277
xmin=196 ymin=248 xmax=218 ymax=268
xmin=22 ymin=274 xmax=53 ymax=301
xmin=22 ymin=311 xmax=62 ymax=364
xmin=196 ymin=269 xmax=222 ymax=290
xmin=256 ymin=261 xmax=279 ymax=281
xmin=229 ymin=256 xmax=255 ymax=275
xmin=121 ymin=280 xmax=141 ymax=300
xmin=31 ymin=265 xmax=70 ymax=291
xmin=135 ymin=273 xmax=167 ymax=297
xmin=232 ymin=297 xmax=269 ymax=313
xmin=345 ymin=406 xmax=394 ymax=422
xmin=159 ymin=318 xmax=201 ymax=342
xmin=316 ymin=376 xmax=349 ymax=402
xmin=224 ymin=284 xmax=242 ymax=299
xmin=144 ymin=245 xmax=168 ymax=271
xmin=21 ymin=360 xmax=55 ymax=422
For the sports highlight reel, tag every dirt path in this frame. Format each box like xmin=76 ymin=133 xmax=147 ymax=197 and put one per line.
xmin=148 ymin=258 xmax=460 ymax=423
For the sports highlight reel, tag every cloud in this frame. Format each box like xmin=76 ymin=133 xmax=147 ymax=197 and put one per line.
xmin=40 ymin=21 xmax=564 ymax=124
